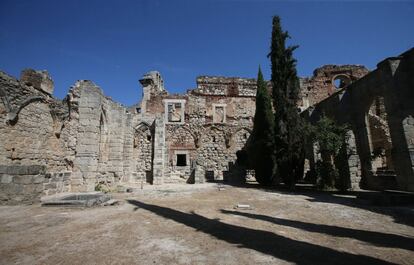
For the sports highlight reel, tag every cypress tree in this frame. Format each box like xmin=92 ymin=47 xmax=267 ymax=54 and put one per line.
xmin=248 ymin=67 xmax=275 ymax=185
xmin=268 ymin=16 xmax=303 ymax=188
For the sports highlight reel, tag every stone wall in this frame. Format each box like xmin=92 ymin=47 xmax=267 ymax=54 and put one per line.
xmin=298 ymin=65 xmax=369 ymax=110
xmin=304 ymin=48 xmax=414 ymax=191
xmin=0 ymin=71 xmax=142 ymax=203
xmin=0 ymin=165 xmax=71 ymax=204
xmin=2 ymin=48 xmax=412 ymax=204
xmin=139 ymin=73 xmax=256 ymax=183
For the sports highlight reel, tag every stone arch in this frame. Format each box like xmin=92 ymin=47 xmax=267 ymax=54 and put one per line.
xmin=230 ymin=127 xmax=252 ymax=151
xmin=133 ymin=121 xmax=153 ymax=183
xmin=98 ymin=108 xmax=109 ymax=164
xmin=198 ymin=125 xmax=229 ymax=180
xmin=334 ymin=129 xmax=362 ymax=190
xmin=167 ymin=126 xmax=197 ymax=178
xmin=135 ymin=121 xmax=151 ymax=133
xmin=169 ymin=126 xmax=196 ymax=148
xmin=402 ymin=115 xmax=414 ymax=174
xmin=2 ymin=101 xmax=57 ymax=165
xmin=170 ymin=125 xmax=200 ymax=148
xmin=365 ymin=96 xmax=394 ymax=174
xmin=6 ymin=96 xmax=46 ymax=125
xmin=0 ymin=95 xmax=7 ymax=117
xmin=0 ymin=87 xmax=11 ymax=115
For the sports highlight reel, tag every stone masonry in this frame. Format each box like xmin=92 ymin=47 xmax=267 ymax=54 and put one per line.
xmin=1 ymin=48 xmax=413 ymax=204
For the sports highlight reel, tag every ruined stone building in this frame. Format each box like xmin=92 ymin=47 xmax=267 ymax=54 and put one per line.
xmin=303 ymin=48 xmax=414 ymax=192
xmin=0 ymin=48 xmax=413 ymax=204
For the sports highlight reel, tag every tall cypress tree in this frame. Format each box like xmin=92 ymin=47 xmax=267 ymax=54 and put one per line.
xmin=247 ymin=67 xmax=275 ymax=185
xmin=268 ymin=16 xmax=303 ymax=188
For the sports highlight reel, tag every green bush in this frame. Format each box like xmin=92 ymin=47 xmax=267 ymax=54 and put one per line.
xmin=315 ymin=160 xmax=339 ymax=190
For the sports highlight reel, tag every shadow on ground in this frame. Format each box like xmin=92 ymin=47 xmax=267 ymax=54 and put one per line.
xmin=221 ymin=209 xmax=414 ymax=252
xmin=224 ymin=181 xmax=414 ymax=228
xmin=128 ymin=200 xmax=396 ymax=265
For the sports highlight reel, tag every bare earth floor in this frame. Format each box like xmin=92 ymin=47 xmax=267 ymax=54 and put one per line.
xmin=0 ymin=184 xmax=413 ymax=265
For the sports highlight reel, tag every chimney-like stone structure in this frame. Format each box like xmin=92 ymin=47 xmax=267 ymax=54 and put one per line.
xmin=20 ymin=69 xmax=54 ymax=95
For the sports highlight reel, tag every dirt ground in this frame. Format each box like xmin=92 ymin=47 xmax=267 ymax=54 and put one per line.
xmin=0 ymin=183 xmax=413 ymax=265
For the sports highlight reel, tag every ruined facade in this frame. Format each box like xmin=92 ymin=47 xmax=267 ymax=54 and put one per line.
xmin=303 ymin=48 xmax=414 ymax=191
xmin=0 ymin=69 xmax=257 ymax=204
xmin=1 ymin=48 xmax=413 ymax=204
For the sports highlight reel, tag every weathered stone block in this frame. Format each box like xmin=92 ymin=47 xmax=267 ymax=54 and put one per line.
xmin=13 ymin=175 xmax=33 ymax=185
xmin=1 ymin=175 xmax=13 ymax=184
xmin=20 ymin=69 xmax=54 ymax=95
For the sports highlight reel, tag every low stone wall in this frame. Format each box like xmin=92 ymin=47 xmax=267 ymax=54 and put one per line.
xmin=0 ymin=165 xmax=46 ymax=205
xmin=43 ymin=172 xmax=71 ymax=196
xmin=0 ymin=165 xmax=71 ymax=205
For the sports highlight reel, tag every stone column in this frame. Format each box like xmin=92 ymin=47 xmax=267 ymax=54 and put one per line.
xmin=345 ymin=130 xmax=362 ymax=190
xmin=152 ymin=117 xmax=165 ymax=185
xmin=72 ymin=81 xmax=102 ymax=192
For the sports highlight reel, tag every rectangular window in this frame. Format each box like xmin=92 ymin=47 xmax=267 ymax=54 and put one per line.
xmin=168 ymin=102 xmax=183 ymax=122
xmin=176 ymin=154 xmax=187 ymax=166
xmin=213 ymin=104 xmax=226 ymax=123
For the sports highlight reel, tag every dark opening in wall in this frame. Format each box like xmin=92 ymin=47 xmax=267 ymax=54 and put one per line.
xmin=333 ymin=75 xmax=351 ymax=89
xmin=145 ymin=171 xmax=153 ymax=184
xmin=176 ymin=154 xmax=187 ymax=166
xmin=147 ymin=135 xmax=152 ymax=141
xmin=205 ymin=171 xmax=215 ymax=182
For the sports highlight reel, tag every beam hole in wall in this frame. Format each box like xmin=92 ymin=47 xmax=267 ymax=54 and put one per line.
xmin=333 ymin=75 xmax=351 ymax=89
xmin=176 ymin=154 xmax=187 ymax=166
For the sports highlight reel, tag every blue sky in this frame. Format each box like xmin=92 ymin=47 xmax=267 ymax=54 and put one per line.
xmin=1 ymin=0 xmax=413 ymax=106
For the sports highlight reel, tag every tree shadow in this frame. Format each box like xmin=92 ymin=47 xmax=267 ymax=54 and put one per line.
xmin=127 ymin=200 xmax=396 ymax=265
xmin=221 ymin=209 xmax=414 ymax=251
xmin=298 ymin=190 xmax=414 ymax=228
xmin=222 ymin=181 xmax=414 ymax=228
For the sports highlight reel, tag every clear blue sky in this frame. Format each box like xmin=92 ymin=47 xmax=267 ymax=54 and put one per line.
xmin=1 ymin=0 xmax=413 ymax=106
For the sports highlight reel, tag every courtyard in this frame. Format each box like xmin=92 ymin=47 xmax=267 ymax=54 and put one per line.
xmin=0 ymin=184 xmax=413 ymax=265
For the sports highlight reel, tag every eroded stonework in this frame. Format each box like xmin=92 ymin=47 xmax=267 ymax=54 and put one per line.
xmin=1 ymin=48 xmax=413 ymax=204
xmin=303 ymin=48 xmax=414 ymax=191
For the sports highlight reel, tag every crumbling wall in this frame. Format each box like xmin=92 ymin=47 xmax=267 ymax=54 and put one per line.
xmin=195 ymin=76 xmax=256 ymax=97
xmin=0 ymin=71 xmax=75 ymax=203
xmin=69 ymin=80 xmax=140 ymax=191
xmin=299 ymin=65 xmax=369 ymax=110
xmin=303 ymin=49 xmax=414 ymax=191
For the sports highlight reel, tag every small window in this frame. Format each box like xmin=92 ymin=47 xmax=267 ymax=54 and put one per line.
xmin=214 ymin=106 xmax=225 ymax=123
xmin=167 ymin=102 xmax=183 ymax=122
xmin=176 ymin=154 xmax=187 ymax=166
xmin=136 ymin=107 xmax=141 ymax=113
xmin=147 ymin=135 xmax=152 ymax=141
